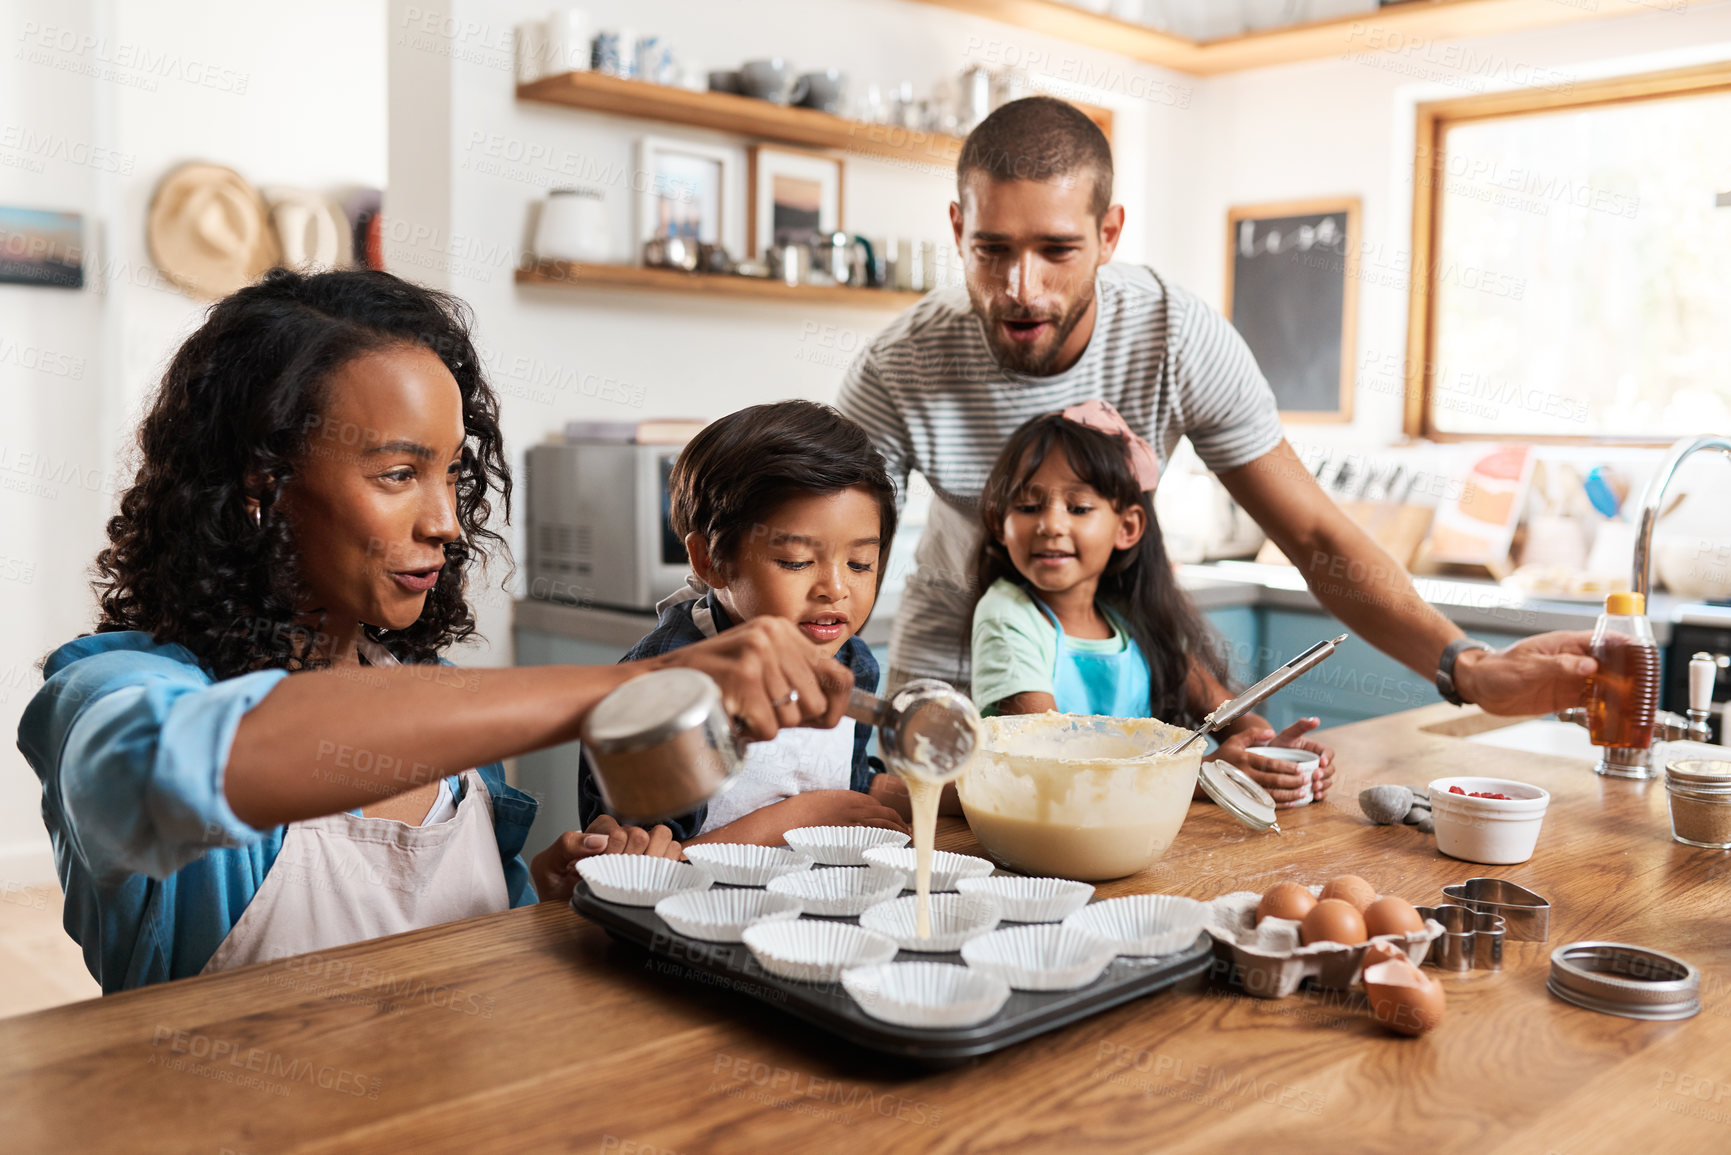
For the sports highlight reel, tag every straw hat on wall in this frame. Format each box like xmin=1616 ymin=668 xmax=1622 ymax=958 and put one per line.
xmin=146 ymin=162 xmax=280 ymax=299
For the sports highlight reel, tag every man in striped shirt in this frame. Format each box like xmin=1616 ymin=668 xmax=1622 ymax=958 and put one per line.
xmin=838 ymin=96 xmax=1596 ymax=720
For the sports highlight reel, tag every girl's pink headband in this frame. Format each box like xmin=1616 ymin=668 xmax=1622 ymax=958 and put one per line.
xmin=1060 ymin=400 xmax=1160 ymax=491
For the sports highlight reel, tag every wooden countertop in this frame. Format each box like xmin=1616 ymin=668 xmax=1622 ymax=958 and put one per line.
xmin=4 ymin=703 xmax=1729 ymax=1153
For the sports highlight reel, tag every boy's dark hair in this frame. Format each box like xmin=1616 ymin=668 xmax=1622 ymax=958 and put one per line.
xmin=670 ymin=400 xmax=897 ymax=581
xmin=957 ymin=96 xmax=1114 ymax=220
xmin=974 ymin=414 xmax=1228 ymax=725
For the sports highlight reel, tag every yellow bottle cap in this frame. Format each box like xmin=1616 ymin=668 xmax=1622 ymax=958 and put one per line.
xmin=1605 ymin=592 xmax=1645 ymax=615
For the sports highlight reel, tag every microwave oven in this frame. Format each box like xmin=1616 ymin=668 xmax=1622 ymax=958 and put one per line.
xmin=526 ymin=442 xmax=691 ymax=613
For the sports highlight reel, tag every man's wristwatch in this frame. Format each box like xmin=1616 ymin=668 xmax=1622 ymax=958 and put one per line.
xmin=1436 ymin=638 xmax=1491 ymax=706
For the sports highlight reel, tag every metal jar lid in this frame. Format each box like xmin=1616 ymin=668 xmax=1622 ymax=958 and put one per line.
xmin=1199 ymin=759 xmax=1281 ymax=833
xmin=581 ymin=668 xmax=723 ymax=754
xmin=1665 ymin=758 xmax=1731 ymax=794
xmin=1547 ymin=941 xmax=1700 ymax=1021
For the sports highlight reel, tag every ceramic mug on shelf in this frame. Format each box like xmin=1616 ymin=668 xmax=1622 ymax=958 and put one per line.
xmin=592 ymin=27 xmax=637 ymax=77
xmin=535 ymin=187 xmax=613 ymax=265
xmin=544 ymin=9 xmax=590 ymax=75
xmin=741 ymin=58 xmax=807 ymax=104
xmin=796 ymin=69 xmax=847 ymax=113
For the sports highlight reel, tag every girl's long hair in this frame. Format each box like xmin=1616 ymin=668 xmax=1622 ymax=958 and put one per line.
xmin=93 ymin=268 xmax=511 ymax=678
xmin=974 ymin=414 xmax=1229 ymax=725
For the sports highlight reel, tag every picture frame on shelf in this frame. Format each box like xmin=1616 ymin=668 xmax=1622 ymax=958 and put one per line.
xmin=746 ymin=144 xmax=843 ymax=263
xmin=633 ymin=136 xmax=742 ymax=261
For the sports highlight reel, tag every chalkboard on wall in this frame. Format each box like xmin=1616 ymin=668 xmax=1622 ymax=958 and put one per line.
xmin=1224 ymin=198 xmax=1360 ymax=423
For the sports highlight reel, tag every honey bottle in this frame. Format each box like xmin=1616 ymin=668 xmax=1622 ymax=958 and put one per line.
xmin=1584 ymin=592 xmax=1660 ymax=774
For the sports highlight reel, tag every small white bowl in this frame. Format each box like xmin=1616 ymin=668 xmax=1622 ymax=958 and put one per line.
xmin=681 ymin=844 xmax=813 ymax=887
xmin=956 ymin=875 xmax=1095 ymax=922
xmin=743 ymin=919 xmax=899 ymax=983
xmin=842 ymin=962 xmax=1011 ymax=1028
xmin=653 ymin=889 xmax=803 ymax=943
xmin=783 ymin=826 xmax=910 ymax=866
xmin=766 ymin=866 xmax=909 ymax=916
xmin=1246 ymin=746 xmax=1319 ymax=808
xmin=860 ymin=847 xmax=995 ymax=891
xmin=576 ymin=856 xmax=713 ymax=907
xmin=1428 ymin=776 xmax=1550 ymax=865
xmin=859 ymin=893 xmax=1001 ymax=952
xmin=961 ymin=924 xmax=1117 ymax=991
xmin=1062 ymin=894 xmax=1209 ymax=957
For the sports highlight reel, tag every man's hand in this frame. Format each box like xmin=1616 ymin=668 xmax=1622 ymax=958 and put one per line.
xmin=652 ymin=616 xmax=852 ymax=741
xmin=1454 ymin=631 xmax=1597 ymax=716
xmin=530 ymin=815 xmax=682 ymax=903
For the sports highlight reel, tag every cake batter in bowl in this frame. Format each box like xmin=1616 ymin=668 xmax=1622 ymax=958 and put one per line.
xmin=959 ymin=713 xmax=1203 ymax=881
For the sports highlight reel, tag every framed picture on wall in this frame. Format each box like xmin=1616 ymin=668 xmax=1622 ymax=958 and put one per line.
xmin=1224 ymin=197 xmax=1360 ymax=423
xmin=0 ymin=206 xmax=85 ymax=289
xmin=746 ymin=145 xmax=843 ymax=262
xmin=633 ymin=136 xmax=741 ymax=258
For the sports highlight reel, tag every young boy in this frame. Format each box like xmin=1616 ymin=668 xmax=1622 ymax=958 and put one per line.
xmin=577 ymin=401 xmax=911 ymax=845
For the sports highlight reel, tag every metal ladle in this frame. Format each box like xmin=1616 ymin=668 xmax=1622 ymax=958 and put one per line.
xmin=843 ymin=678 xmax=980 ymax=782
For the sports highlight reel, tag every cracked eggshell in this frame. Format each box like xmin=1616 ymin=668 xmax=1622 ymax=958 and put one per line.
xmin=1364 ymin=956 xmax=1446 ymax=1036
xmin=1206 ymin=890 xmax=1441 ymax=998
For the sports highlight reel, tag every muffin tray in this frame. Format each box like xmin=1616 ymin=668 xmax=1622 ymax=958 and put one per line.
xmin=573 ymin=882 xmax=1212 ymax=1065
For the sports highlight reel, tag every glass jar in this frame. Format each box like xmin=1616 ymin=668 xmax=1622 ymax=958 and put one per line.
xmin=1664 ymin=759 xmax=1731 ymax=849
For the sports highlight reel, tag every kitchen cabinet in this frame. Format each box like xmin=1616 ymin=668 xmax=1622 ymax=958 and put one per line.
xmin=1257 ymin=608 xmax=1546 ymax=731
xmin=1204 ymin=605 xmax=1261 ymax=688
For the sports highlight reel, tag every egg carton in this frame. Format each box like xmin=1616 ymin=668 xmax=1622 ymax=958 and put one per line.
xmin=1205 ymin=891 xmax=1443 ymax=998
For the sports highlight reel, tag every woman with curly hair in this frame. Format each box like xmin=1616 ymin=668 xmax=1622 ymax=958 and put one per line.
xmin=17 ymin=268 xmax=851 ymax=992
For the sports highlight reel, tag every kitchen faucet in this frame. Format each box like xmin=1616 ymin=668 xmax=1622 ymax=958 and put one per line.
xmin=1554 ymin=435 xmax=1729 ymax=776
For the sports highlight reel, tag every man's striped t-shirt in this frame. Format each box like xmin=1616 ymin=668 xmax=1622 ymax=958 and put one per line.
xmin=836 ymin=262 xmax=1285 ymax=692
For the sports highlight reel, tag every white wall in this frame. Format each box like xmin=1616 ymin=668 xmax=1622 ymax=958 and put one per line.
xmin=0 ymin=0 xmax=387 ymax=884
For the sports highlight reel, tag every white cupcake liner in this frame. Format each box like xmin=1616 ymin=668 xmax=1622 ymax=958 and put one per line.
xmin=681 ymin=844 xmax=814 ymax=887
xmin=783 ymin=826 xmax=911 ymax=866
xmin=956 ymin=876 xmax=1096 ymax=923
xmin=743 ymin=919 xmax=899 ymax=983
xmin=858 ymin=892 xmax=1001 ymax=952
xmin=842 ymin=962 xmax=1011 ymax=1028
xmin=576 ymin=856 xmax=713 ymax=907
xmin=961 ymin=924 xmax=1116 ymax=991
xmin=653 ymin=889 xmax=803 ymax=943
xmin=765 ymin=866 xmax=909 ymax=916
xmin=860 ymin=847 xmax=995 ymax=892
xmin=1062 ymin=894 xmax=1209 ymax=957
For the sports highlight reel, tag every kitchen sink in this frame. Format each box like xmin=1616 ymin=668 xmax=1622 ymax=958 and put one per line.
xmin=1420 ymin=712 xmax=1731 ymax=764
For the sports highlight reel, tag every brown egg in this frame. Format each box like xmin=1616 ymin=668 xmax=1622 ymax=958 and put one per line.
xmin=1363 ymin=896 xmax=1426 ymax=939
xmin=1256 ymin=881 xmax=1317 ymax=924
xmin=1299 ymin=898 xmax=1367 ymax=946
xmin=1364 ymin=956 xmax=1447 ymax=1036
xmin=1320 ymin=875 xmax=1378 ymax=912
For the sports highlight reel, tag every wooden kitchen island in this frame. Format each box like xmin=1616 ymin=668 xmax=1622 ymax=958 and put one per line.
xmin=4 ymin=703 xmax=1729 ymax=1153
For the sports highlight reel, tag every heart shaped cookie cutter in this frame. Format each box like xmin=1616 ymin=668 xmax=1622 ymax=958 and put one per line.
xmin=1440 ymin=877 xmax=1550 ymax=943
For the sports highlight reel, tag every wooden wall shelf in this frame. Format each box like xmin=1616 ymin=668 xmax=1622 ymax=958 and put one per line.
xmin=910 ymin=0 xmax=1655 ymax=75
xmin=516 ymin=261 xmax=929 ymax=310
xmin=516 ymin=70 xmax=1112 ymax=164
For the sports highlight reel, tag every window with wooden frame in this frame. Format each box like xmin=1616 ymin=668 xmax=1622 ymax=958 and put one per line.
xmin=1405 ymin=62 xmax=1731 ymax=444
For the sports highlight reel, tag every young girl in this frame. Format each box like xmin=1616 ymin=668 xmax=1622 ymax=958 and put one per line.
xmin=970 ymin=401 xmax=1334 ymax=807
xmin=578 ymin=400 xmax=913 ymax=844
